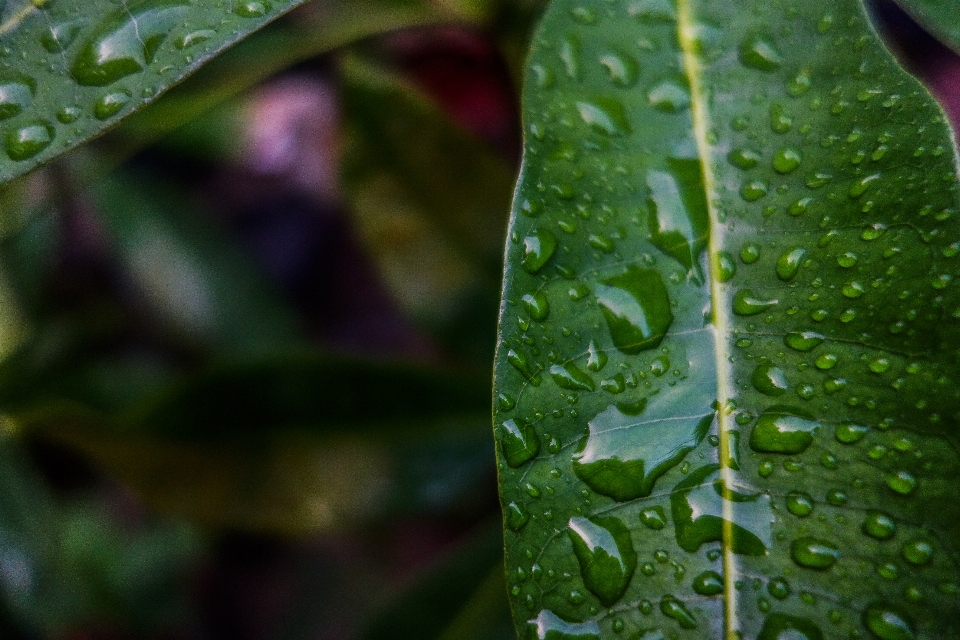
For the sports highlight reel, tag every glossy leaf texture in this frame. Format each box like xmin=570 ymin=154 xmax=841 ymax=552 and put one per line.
xmin=494 ymin=0 xmax=960 ymax=638
xmin=0 ymin=0 xmax=313 ymax=184
xmin=892 ymin=0 xmax=960 ymax=54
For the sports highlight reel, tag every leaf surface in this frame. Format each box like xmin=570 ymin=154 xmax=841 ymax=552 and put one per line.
xmin=0 ymin=0 xmax=313 ymax=184
xmin=494 ymin=0 xmax=960 ymax=638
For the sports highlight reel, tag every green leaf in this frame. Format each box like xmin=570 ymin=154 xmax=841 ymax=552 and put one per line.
xmin=495 ymin=0 xmax=960 ymax=638
xmin=892 ymin=0 xmax=960 ymax=54
xmin=0 ymin=0 xmax=315 ymax=184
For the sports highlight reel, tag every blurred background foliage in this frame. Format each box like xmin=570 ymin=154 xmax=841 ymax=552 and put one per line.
xmin=0 ymin=0 xmax=955 ymax=638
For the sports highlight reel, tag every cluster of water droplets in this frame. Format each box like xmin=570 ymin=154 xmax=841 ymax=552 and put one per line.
xmin=496 ymin=0 xmax=960 ymax=638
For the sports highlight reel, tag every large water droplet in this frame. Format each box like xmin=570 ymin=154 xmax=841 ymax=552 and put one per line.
xmin=0 ymin=77 xmax=34 ymax=120
xmin=567 ymin=516 xmax=637 ymax=606
xmin=550 ymin=362 xmax=595 ymax=392
xmin=5 ymin=122 xmax=54 ymax=161
xmin=522 ymin=228 xmax=557 ymax=274
xmin=660 ymin=595 xmax=697 ymax=629
xmin=71 ymin=1 xmax=189 ymax=86
xmin=902 ymin=540 xmax=933 ymax=565
xmin=573 ymin=399 xmax=712 ymax=500
xmin=595 ymin=266 xmax=673 ymax=354
xmin=791 ymin=537 xmax=840 ymax=570
xmin=862 ymin=604 xmax=915 ymax=640
xmin=527 ymin=610 xmax=600 ymax=640
xmin=739 ymin=34 xmax=782 ymax=71
xmin=750 ymin=406 xmax=821 ymax=454
xmin=757 ymin=613 xmax=824 ymax=640
xmin=751 ymin=364 xmax=789 ymax=396
xmin=776 ymin=247 xmax=806 ymax=281
xmin=499 ymin=419 xmax=540 ymax=467
xmin=692 ymin=570 xmax=723 ymax=595
xmin=672 ymin=464 xmax=772 ymax=555
xmin=646 ymin=159 xmax=709 ymax=277
xmin=577 ymin=98 xmax=630 ymax=136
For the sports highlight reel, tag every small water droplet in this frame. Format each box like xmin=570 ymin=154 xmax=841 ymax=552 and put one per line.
xmin=733 ymin=289 xmax=777 ymax=315
xmin=767 ymin=577 xmax=791 ymax=600
xmin=639 ymin=505 xmax=667 ymax=530
xmin=94 ymin=90 xmax=131 ymax=120
xmin=550 ymin=362 xmax=595 ymax=392
xmin=835 ymin=423 xmax=869 ymax=443
xmin=728 ymin=147 xmax=760 ymax=169
xmin=901 ymin=540 xmax=933 ymax=565
xmin=0 ymin=77 xmax=34 ymax=120
xmin=660 ymin=595 xmax=697 ymax=629
xmin=861 ymin=604 xmax=915 ymax=640
xmin=773 ymin=147 xmax=802 ymax=174
xmin=739 ymin=34 xmax=782 ymax=71
xmin=499 ymin=419 xmax=540 ymax=467
xmin=175 ymin=29 xmax=216 ymax=49
xmin=740 ymin=180 xmax=768 ymax=201
xmin=717 ymin=251 xmax=736 ymax=281
xmin=692 ymin=570 xmax=723 ymax=596
xmin=5 ymin=122 xmax=54 ymax=161
xmin=751 ymin=364 xmax=789 ymax=396
xmin=521 ymin=292 xmax=549 ymax=321
xmin=786 ymin=491 xmax=814 ymax=517
xmin=599 ymin=51 xmax=639 ymax=87
xmin=791 ymin=537 xmax=840 ymax=570
xmin=522 ymin=228 xmax=557 ymax=274
xmin=750 ymin=406 xmax=820 ymax=454
xmin=784 ymin=331 xmax=824 ymax=352
xmin=740 ymin=243 xmax=761 ymax=264
xmin=235 ymin=1 xmax=271 ymax=17
xmin=506 ymin=502 xmax=530 ymax=530
xmin=577 ymin=98 xmax=630 ymax=135
xmin=887 ymin=470 xmax=916 ymax=495
xmin=648 ymin=80 xmax=690 ymax=112
xmin=770 ymin=104 xmax=792 ymax=133
xmin=776 ymin=247 xmax=806 ymax=281
xmin=787 ymin=70 xmax=812 ymax=97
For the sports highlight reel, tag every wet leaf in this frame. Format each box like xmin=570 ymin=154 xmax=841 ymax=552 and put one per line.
xmin=494 ymin=0 xmax=960 ymax=638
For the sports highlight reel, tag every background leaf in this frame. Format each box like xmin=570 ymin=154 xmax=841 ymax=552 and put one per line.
xmin=495 ymin=0 xmax=960 ymax=637
xmin=892 ymin=0 xmax=960 ymax=53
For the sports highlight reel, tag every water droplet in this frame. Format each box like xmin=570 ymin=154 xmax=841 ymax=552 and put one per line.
xmin=692 ymin=570 xmax=723 ymax=596
xmin=521 ymin=292 xmax=549 ymax=321
xmin=887 ymin=470 xmax=916 ymax=495
xmin=550 ymin=362 xmax=595 ymax=392
xmin=660 ymin=595 xmax=697 ymax=629
xmin=57 ymin=106 xmax=80 ymax=123
xmin=94 ymin=90 xmax=131 ymax=120
xmin=835 ymin=423 xmax=869 ymax=444
xmin=235 ymin=1 xmax=271 ymax=17
xmin=5 ymin=122 xmax=54 ymax=161
xmin=40 ymin=20 xmax=83 ymax=52
xmin=527 ymin=610 xmax=600 ymax=640
xmin=506 ymin=502 xmax=530 ymax=530
xmin=728 ymin=147 xmax=760 ymax=169
xmin=787 ymin=70 xmax=812 ymax=97
xmin=595 ymin=266 xmax=673 ymax=354
xmin=733 ymin=289 xmax=777 ymax=315
xmin=570 ymin=6 xmax=597 ymax=23
xmin=776 ymin=247 xmax=806 ymax=281
xmin=770 ymin=104 xmax=792 ymax=133
xmin=567 ymin=516 xmax=637 ymax=606
xmin=599 ymin=51 xmax=639 ymax=87
xmin=786 ymin=491 xmax=814 ymax=517
xmin=629 ymin=0 xmax=676 ymax=22
xmin=522 ymin=228 xmax=557 ymax=274
xmin=639 ymin=505 xmax=666 ymax=530
xmin=750 ymin=406 xmax=820 ymax=454
xmin=577 ymin=98 xmax=630 ymax=136
xmin=717 ymin=251 xmax=736 ymax=281
xmin=740 ymin=180 xmax=768 ymax=201
xmin=71 ymin=1 xmax=189 ymax=86
xmin=791 ymin=537 xmax=840 ymax=570
xmin=842 ymin=281 xmax=865 ymax=298
xmin=646 ymin=159 xmax=709 ymax=277
xmin=499 ymin=419 xmax=540 ymax=467
xmin=758 ymin=613 xmax=824 ymax=640
xmin=586 ymin=340 xmax=607 ymax=372
xmin=773 ymin=147 xmax=802 ymax=174
xmin=784 ymin=331 xmax=824 ymax=352
xmin=849 ymin=173 xmax=881 ymax=198
xmin=573 ymin=401 xmax=711 ymax=500
xmin=739 ymin=34 xmax=782 ymax=71
xmin=862 ymin=604 xmax=915 ymax=640
xmin=789 ymin=197 xmax=813 ymax=216
xmin=672 ymin=464 xmax=772 ymax=555
xmin=902 ymin=540 xmax=933 ymax=565
xmin=175 ymin=29 xmax=216 ymax=50
xmin=648 ymin=80 xmax=690 ymax=112
xmin=740 ymin=243 xmax=761 ymax=263
xmin=0 ymin=77 xmax=34 ymax=120
xmin=767 ymin=577 xmax=791 ymax=600
xmin=559 ymin=34 xmax=581 ymax=80
xmin=751 ymin=364 xmax=789 ymax=396
xmin=815 ymin=353 xmax=838 ymax=369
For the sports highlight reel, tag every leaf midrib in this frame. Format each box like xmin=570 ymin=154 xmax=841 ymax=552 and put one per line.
xmin=675 ymin=0 xmax=739 ymax=636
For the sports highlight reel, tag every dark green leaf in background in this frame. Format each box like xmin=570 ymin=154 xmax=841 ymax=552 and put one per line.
xmin=495 ymin=0 xmax=960 ymax=638
xmin=892 ymin=0 xmax=960 ymax=53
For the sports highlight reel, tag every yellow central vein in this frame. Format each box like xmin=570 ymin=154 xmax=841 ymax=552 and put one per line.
xmin=675 ymin=1 xmax=738 ymax=638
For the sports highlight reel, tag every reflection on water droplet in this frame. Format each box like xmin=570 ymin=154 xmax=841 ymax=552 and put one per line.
xmin=835 ymin=423 xmax=868 ymax=443
xmin=573 ymin=401 xmax=711 ymax=501
xmin=0 ymin=78 xmax=34 ymax=120
xmin=672 ymin=464 xmax=772 ymax=555
xmin=862 ymin=604 xmax=915 ymax=640
xmin=506 ymin=501 xmax=530 ymax=530
xmin=500 ymin=419 xmax=540 ymax=467
xmin=5 ymin=122 xmax=54 ymax=161
xmin=767 ymin=577 xmax=791 ymax=600
xmin=639 ymin=505 xmax=666 ymax=529
xmin=758 ymin=613 xmax=824 ymax=640
xmin=235 ymin=1 xmax=271 ymax=17
xmin=587 ymin=340 xmax=607 ymax=372
xmin=577 ymin=98 xmax=630 ymax=136
xmin=646 ymin=159 xmax=709 ymax=277
xmin=660 ymin=595 xmax=697 ymax=628
xmin=887 ymin=470 xmax=916 ymax=495
xmin=550 ymin=362 xmax=595 ymax=392
xmin=733 ymin=289 xmax=777 ymax=315
xmin=94 ymin=90 xmax=131 ymax=120
xmin=902 ymin=540 xmax=933 ymax=565
xmin=527 ymin=610 xmax=601 ymax=640
xmin=776 ymin=247 xmax=806 ymax=281
xmin=786 ymin=491 xmax=814 ymax=517
xmin=567 ymin=516 xmax=637 ymax=606
xmin=522 ymin=228 xmax=557 ymax=274
xmin=175 ymin=29 xmax=216 ymax=49
xmin=773 ymin=147 xmax=802 ymax=174
xmin=648 ymin=80 xmax=690 ymax=112
xmin=599 ymin=51 xmax=639 ymax=87
xmin=71 ymin=1 xmax=189 ymax=86
xmin=750 ymin=406 xmax=820 ymax=454
xmin=521 ymin=292 xmax=549 ymax=320
xmin=728 ymin=147 xmax=760 ymax=169
xmin=784 ymin=331 xmax=824 ymax=352
xmin=595 ymin=266 xmax=673 ymax=354
xmin=717 ymin=251 xmax=736 ymax=282
xmin=791 ymin=537 xmax=840 ymax=570
xmin=739 ymin=34 xmax=782 ymax=71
